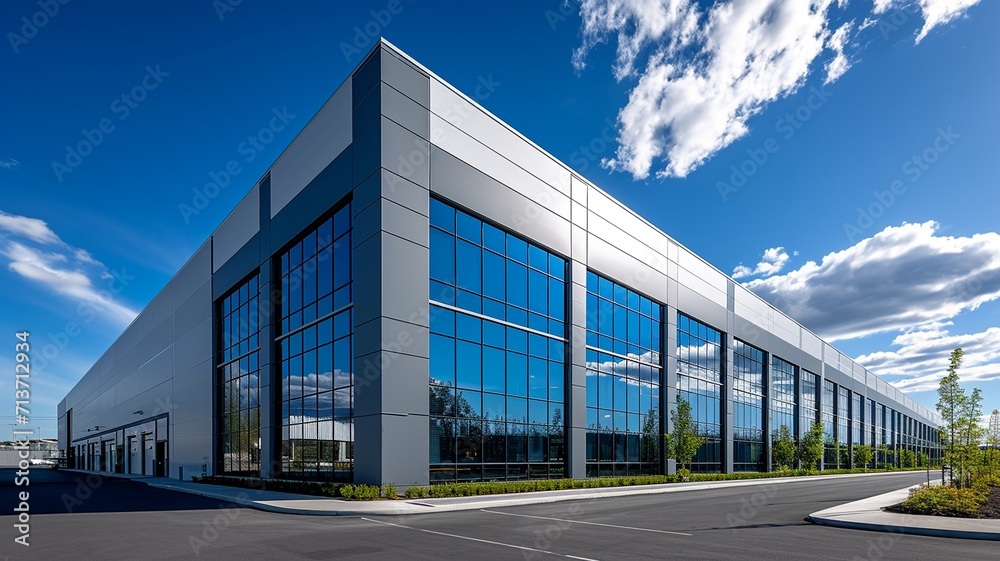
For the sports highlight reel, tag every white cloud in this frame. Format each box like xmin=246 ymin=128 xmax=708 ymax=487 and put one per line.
xmin=872 ymin=0 xmax=895 ymax=15
xmin=577 ymin=0 xmax=840 ymax=179
xmin=0 ymin=209 xmax=137 ymax=326
xmin=0 ymin=210 xmax=62 ymax=245
xmin=856 ymin=323 xmax=1000 ymax=393
xmin=743 ymin=221 xmax=1000 ymax=341
xmin=0 ymin=158 xmax=19 ymax=169
xmin=916 ymin=0 xmax=981 ymax=43
xmin=733 ymin=246 xmax=791 ymax=279
xmin=573 ymin=0 xmax=982 ymax=179
xmin=824 ymin=20 xmax=854 ymax=84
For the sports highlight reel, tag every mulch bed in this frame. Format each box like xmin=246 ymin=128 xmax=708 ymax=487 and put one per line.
xmin=979 ymin=486 xmax=1000 ymax=519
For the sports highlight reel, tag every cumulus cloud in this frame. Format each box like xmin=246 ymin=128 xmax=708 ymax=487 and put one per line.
xmin=0 ymin=209 xmax=137 ymax=326
xmin=732 ymin=247 xmax=790 ymax=279
xmin=743 ymin=221 xmax=1000 ymax=341
xmin=573 ymin=0 xmax=982 ymax=179
xmin=856 ymin=323 xmax=1000 ymax=393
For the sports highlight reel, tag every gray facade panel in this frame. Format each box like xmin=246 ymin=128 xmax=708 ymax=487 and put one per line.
xmin=382 ymin=82 xmax=429 ymax=140
xmin=381 ymin=117 xmax=429 ymax=188
xmin=381 ymin=48 xmax=430 ymax=109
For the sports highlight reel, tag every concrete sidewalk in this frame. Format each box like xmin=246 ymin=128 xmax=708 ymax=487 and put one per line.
xmin=808 ymin=484 xmax=1000 ymax=541
xmin=110 ymin=470 xmax=931 ymax=517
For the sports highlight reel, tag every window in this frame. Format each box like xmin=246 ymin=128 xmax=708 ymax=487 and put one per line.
xmin=770 ymin=356 xmax=796 ymax=449
xmin=585 ymin=272 xmax=662 ymax=477
xmin=429 ymin=199 xmax=567 ymax=482
xmin=732 ymin=340 xmax=765 ymax=472
xmin=217 ymin=273 xmax=261 ymax=476
xmin=278 ymin=202 xmax=353 ymax=481
xmin=822 ymin=380 xmax=837 ymax=467
xmin=799 ymin=370 xmax=818 ymax=437
xmin=835 ymin=386 xmax=850 ymax=468
xmin=676 ymin=313 xmax=723 ymax=473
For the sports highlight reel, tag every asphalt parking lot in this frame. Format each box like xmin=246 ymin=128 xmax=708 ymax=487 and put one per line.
xmin=1 ymin=469 xmax=993 ymax=560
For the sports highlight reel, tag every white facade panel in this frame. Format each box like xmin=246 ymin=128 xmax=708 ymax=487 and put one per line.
xmin=429 ymin=79 xmax=570 ymax=196
xmin=430 ymin=114 xmax=571 ymax=219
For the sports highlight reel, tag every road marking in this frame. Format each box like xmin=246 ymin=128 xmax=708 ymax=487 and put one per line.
xmin=480 ymin=509 xmax=693 ymax=536
xmin=360 ymin=517 xmax=601 ymax=561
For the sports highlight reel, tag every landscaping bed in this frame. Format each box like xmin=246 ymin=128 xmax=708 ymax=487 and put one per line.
xmin=194 ymin=467 xmax=927 ymax=501
xmin=884 ymin=481 xmax=1000 ymax=519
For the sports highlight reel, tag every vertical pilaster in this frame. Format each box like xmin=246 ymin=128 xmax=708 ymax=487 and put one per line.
xmin=567 ymin=176 xmax=588 ymax=479
xmin=664 ymin=305 xmax=678 ymax=475
xmin=353 ymin=44 xmax=434 ymax=487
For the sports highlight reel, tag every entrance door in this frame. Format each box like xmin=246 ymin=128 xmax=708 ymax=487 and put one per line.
xmin=154 ymin=441 xmax=167 ymax=477
xmin=128 ymin=436 xmax=141 ymax=474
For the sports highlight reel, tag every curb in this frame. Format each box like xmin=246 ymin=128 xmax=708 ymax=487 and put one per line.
xmin=145 ymin=470 xmax=928 ymax=517
xmin=807 ymin=514 xmax=1000 ymax=541
xmin=807 ymin=485 xmax=1000 ymax=541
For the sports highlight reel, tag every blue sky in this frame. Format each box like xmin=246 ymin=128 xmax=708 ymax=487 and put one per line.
xmin=1 ymin=0 xmax=997 ymax=439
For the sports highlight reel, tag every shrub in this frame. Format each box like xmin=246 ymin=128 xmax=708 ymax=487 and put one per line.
xmin=382 ymin=484 xmax=398 ymax=499
xmin=339 ymin=484 xmax=381 ymax=500
xmin=897 ymin=484 xmax=987 ymax=518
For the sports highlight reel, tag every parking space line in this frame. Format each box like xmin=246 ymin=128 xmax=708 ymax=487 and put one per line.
xmin=360 ymin=517 xmax=601 ymax=561
xmin=479 ymin=510 xmax=693 ymax=536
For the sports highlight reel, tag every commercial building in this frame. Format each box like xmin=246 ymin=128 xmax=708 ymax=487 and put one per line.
xmin=58 ymin=39 xmax=941 ymax=486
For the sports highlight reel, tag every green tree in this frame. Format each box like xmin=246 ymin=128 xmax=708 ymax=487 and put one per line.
xmin=900 ymin=448 xmax=917 ymax=468
xmin=771 ymin=425 xmax=796 ymax=470
xmin=853 ymin=444 xmax=874 ymax=471
xmin=956 ymin=387 xmax=985 ymax=485
xmin=937 ymin=348 xmax=965 ymax=469
xmin=797 ymin=422 xmax=825 ymax=471
xmin=665 ymin=397 xmax=706 ymax=473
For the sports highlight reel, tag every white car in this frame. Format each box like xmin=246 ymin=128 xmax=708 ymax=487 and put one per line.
xmin=29 ymin=458 xmax=58 ymax=467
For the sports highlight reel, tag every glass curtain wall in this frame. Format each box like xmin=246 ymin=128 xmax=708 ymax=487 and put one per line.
xmin=732 ymin=340 xmax=765 ymax=472
xmin=584 ymin=272 xmax=662 ymax=477
xmin=676 ymin=314 xmax=723 ymax=473
xmin=278 ymin=202 xmax=353 ymax=481
xmin=428 ymin=198 xmax=567 ymax=482
xmin=822 ymin=380 xmax=837 ymax=467
xmin=770 ymin=356 xmax=796 ymax=466
xmin=217 ymin=274 xmax=261 ymax=475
